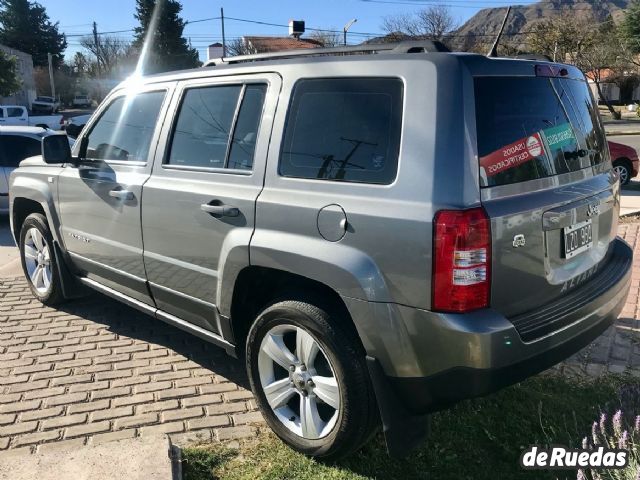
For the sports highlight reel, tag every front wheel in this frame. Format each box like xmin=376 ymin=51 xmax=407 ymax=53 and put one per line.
xmin=19 ymin=213 xmax=64 ymax=305
xmin=246 ymin=298 xmax=379 ymax=460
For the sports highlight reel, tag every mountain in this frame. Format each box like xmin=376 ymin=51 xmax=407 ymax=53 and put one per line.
xmin=453 ymin=0 xmax=630 ymax=50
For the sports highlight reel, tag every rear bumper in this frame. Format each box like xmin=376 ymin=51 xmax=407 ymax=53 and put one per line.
xmin=365 ymin=237 xmax=632 ymax=415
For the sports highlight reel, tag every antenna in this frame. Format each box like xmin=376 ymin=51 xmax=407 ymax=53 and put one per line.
xmin=487 ymin=6 xmax=511 ymax=58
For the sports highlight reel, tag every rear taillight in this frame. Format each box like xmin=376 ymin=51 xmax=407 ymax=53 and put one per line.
xmin=432 ymin=208 xmax=491 ymax=313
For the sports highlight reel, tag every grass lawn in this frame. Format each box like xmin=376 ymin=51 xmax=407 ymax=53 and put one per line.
xmin=182 ymin=374 xmax=639 ymax=480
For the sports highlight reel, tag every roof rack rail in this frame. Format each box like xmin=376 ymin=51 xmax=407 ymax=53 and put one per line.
xmin=204 ymin=40 xmax=450 ymax=67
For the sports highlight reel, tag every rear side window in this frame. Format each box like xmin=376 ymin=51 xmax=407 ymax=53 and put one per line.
xmin=475 ymin=76 xmax=606 ymax=187
xmin=280 ymin=78 xmax=403 ymax=184
xmin=1 ymin=135 xmax=41 ymax=167
xmin=85 ymin=91 xmax=165 ymax=162
xmin=167 ymin=84 xmax=266 ymax=171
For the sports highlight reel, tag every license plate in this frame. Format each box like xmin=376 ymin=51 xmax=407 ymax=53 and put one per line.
xmin=563 ymin=219 xmax=593 ymax=259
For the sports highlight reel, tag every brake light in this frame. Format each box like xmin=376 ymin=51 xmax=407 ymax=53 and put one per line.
xmin=432 ymin=208 xmax=491 ymax=313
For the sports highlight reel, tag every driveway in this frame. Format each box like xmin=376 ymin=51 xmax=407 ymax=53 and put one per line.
xmin=0 ymin=220 xmax=638 ymax=454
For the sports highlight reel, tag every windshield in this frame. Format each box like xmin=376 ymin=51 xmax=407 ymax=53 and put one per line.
xmin=35 ymin=97 xmax=53 ymax=102
xmin=475 ymin=76 xmax=608 ymax=187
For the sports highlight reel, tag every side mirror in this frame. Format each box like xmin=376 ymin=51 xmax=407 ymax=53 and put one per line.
xmin=42 ymin=134 xmax=72 ymax=164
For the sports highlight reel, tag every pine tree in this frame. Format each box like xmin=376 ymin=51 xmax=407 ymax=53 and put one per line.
xmin=133 ymin=0 xmax=200 ymax=74
xmin=0 ymin=49 xmax=21 ymax=96
xmin=0 ymin=0 xmax=66 ymax=67
xmin=621 ymin=0 xmax=640 ymax=55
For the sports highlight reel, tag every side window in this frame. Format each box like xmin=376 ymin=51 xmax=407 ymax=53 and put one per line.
xmin=7 ymin=108 xmax=23 ymax=118
xmin=280 ymin=78 xmax=403 ymax=184
xmin=85 ymin=91 xmax=165 ymax=162
xmin=167 ymin=83 xmax=266 ymax=170
xmin=1 ymin=135 xmax=41 ymax=167
xmin=0 ymin=109 xmax=4 ymax=118
xmin=227 ymin=85 xmax=267 ymax=170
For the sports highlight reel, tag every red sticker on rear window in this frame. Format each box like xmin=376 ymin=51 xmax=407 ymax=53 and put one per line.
xmin=479 ymin=132 xmax=544 ymax=177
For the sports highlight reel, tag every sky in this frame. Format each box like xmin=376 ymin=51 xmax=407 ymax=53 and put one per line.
xmin=36 ymin=0 xmax=539 ymax=62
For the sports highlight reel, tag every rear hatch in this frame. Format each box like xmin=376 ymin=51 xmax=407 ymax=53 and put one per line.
xmin=474 ymin=65 xmax=618 ymax=341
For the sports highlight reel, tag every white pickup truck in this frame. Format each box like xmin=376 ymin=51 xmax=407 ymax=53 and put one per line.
xmin=0 ymin=105 xmax=63 ymax=130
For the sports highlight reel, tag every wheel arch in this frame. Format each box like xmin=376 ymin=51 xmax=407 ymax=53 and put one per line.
xmin=228 ymin=265 xmax=364 ymax=356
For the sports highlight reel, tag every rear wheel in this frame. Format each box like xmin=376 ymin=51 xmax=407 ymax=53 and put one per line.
xmin=614 ymin=160 xmax=631 ymax=185
xmin=246 ymin=298 xmax=378 ymax=460
xmin=19 ymin=213 xmax=64 ymax=305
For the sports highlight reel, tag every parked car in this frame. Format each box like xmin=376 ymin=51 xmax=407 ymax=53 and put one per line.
xmin=64 ymin=114 xmax=91 ymax=138
xmin=72 ymin=95 xmax=92 ymax=108
xmin=31 ymin=96 xmax=60 ymax=114
xmin=608 ymin=140 xmax=639 ymax=185
xmin=0 ymin=105 xmax=64 ymax=130
xmin=0 ymin=126 xmax=73 ymax=214
xmin=8 ymin=42 xmax=632 ymax=460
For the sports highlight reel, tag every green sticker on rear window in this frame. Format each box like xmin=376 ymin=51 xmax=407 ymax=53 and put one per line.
xmin=542 ymin=122 xmax=576 ymax=151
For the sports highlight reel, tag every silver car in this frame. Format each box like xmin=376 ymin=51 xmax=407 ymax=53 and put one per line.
xmin=8 ymin=42 xmax=633 ymax=459
xmin=0 ymin=127 xmax=69 ymax=214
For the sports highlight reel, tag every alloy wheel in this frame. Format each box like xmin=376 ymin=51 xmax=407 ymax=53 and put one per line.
xmin=257 ymin=324 xmax=340 ymax=440
xmin=23 ymin=228 xmax=52 ymax=295
xmin=614 ymin=164 xmax=629 ymax=185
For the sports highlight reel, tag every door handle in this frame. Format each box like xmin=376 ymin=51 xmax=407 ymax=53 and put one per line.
xmin=109 ymin=189 xmax=134 ymax=200
xmin=201 ymin=203 xmax=239 ymax=217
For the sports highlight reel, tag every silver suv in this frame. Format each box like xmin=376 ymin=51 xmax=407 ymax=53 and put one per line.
xmin=9 ymin=42 xmax=632 ymax=459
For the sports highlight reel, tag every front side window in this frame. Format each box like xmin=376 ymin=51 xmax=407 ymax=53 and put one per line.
xmin=280 ymin=78 xmax=403 ymax=184
xmin=85 ymin=91 xmax=165 ymax=162
xmin=167 ymin=83 xmax=266 ymax=170
xmin=1 ymin=135 xmax=41 ymax=167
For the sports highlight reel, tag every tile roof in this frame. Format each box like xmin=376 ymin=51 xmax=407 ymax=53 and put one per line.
xmin=244 ymin=36 xmax=323 ymax=52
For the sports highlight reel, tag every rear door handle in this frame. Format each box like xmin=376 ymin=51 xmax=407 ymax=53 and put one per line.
xmin=109 ymin=189 xmax=134 ymax=200
xmin=201 ymin=203 xmax=239 ymax=217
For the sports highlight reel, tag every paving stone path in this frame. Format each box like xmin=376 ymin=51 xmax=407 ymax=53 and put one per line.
xmin=0 ymin=223 xmax=639 ymax=454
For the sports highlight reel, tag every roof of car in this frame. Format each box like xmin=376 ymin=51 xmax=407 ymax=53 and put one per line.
xmin=0 ymin=126 xmax=48 ymax=135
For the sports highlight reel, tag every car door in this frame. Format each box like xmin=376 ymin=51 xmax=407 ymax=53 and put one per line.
xmin=6 ymin=107 xmax=28 ymax=126
xmin=57 ymin=83 xmax=174 ymax=305
xmin=141 ymin=74 xmax=280 ymax=333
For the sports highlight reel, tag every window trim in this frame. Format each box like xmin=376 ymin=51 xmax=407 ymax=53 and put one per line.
xmin=162 ymin=80 xmax=268 ymax=175
xmin=80 ymin=88 xmax=168 ymax=166
xmin=278 ymin=76 xmax=404 ymax=186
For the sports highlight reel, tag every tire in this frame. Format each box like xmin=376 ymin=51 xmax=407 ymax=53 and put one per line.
xmin=246 ymin=297 xmax=379 ymax=460
xmin=614 ymin=160 xmax=632 ymax=185
xmin=19 ymin=213 xmax=64 ymax=305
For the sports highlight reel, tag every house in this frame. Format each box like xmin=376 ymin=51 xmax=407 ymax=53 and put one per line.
xmin=207 ymin=42 xmax=224 ymax=61
xmin=0 ymin=44 xmax=36 ymax=107
xmin=240 ymin=36 xmax=322 ymax=54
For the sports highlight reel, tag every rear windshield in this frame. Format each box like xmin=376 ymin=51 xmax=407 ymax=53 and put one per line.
xmin=475 ymin=76 xmax=607 ymax=188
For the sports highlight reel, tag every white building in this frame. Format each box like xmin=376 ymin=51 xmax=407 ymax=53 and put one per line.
xmin=0 ymin=44 xmax=36 ymax=107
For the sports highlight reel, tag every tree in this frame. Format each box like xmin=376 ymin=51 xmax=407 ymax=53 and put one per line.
xmin=0 ymin=49 xmax=20 ymax=96
xmin=382 ymin=5 xmax=458 ymax=42
xmin=80 ymin=35 xmax=132 ymax=77
xmin=132 ymin=0 xmax=200 ymax=74
xmin=527 ymin=16 xmax=624 ymax=119
xmin=309 ymin=30 xmax=341 ymax=48
xmin=226 ymin=38 xmax=254 ymax=56
xmin=0 ymin=0 xmax=66 ymax=67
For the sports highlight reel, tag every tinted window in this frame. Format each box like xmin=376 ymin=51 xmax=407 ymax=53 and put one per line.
xmin=168 ymin=84 xmax=266 ymax=170
xmin=85 ymin=91 xmax=165 ymax=162
xmin=167 ymin=85 xmax=241 ymax=169
xmin=280 ymin=78 xmax=403 ymax=184
xmin=0 ymin=109 xmax=4 ymax=118
xmin=1 ymin=135 xmax=41 ymax=167
xmin=7 ymin=108 xmax=23 ymax=118
xmin=227 ymin=85 xmax=266 ymax=170
xmin=475 ymin=77 xmax=606 ymax=187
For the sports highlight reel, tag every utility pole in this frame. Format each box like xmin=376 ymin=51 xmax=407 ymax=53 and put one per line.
xmin=343 ymin=18 xmax=357 ymax=46
xmin=47 ymin=53 xmax=56 ymax=100
xmin=93 ymin=21 xmax=101 ymax=76
xmin=220 ymin=8 xmax=226 ymax=57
